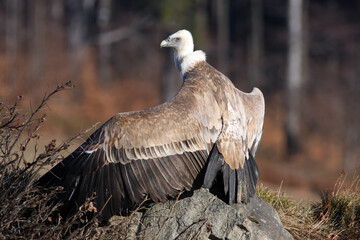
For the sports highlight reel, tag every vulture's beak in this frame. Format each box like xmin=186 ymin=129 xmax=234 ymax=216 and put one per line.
xmin=160 ymin=39 xmax=168 ymax=48
xmin=160 ymin=38 xmax=173 ymax=48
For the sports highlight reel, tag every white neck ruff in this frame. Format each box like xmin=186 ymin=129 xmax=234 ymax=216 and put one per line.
xmin=176 ymin=50 xmax=206 ymax=80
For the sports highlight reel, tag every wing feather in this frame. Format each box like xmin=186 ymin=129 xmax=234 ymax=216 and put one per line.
xmin=151 ymin=158 xmax=182 ymax=193
xmin=147 ymin=159 xmax=178 ymax=197
xmin=141 ymin=160 xmax=168 ymax=202
xmin=228 ymin=167 xmax=236 ymax=204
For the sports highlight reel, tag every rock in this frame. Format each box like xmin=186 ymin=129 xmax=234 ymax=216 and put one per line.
xmin=108 ymin=188 xmax=293 ymax=240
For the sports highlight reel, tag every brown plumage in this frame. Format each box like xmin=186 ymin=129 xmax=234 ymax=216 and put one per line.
xmin=38 ymin=30 xmax=265 ymax=220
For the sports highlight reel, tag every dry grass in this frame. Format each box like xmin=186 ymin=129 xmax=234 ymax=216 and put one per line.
xmin=257 ymin=172 xmax=360 ymax=240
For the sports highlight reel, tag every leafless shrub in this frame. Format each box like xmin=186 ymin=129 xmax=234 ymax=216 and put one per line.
xmin=0 ymin=82 xmax=108 ymax=239
xmin=0 ymin=82 xmax=159 ymax=239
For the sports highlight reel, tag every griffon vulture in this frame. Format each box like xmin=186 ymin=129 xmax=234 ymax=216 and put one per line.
xmin=38 ymin=29 xmax=265 ymax=220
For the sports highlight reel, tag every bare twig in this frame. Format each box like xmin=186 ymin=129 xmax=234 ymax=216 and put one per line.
xmin=3 ymin=81 xmax=74 ymax=162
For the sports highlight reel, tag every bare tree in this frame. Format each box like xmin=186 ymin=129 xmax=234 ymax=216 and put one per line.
xmin=67 ymin=0 xmax=88 ymax=87
xmin=343 ymin=42 xmax=360 ymax=174
xmin=5 ymin=0 xmax=19 ymax=85
xmin=248 ymin=0 xmax=264 ymax=86
xmin=194 ymin=0 xmax=209 ymax=49
xmin=50 ymin=0 xmax=64 ymax=19
xmin=161 ymin=51 xmax=181 ymax=102
xmin=286 ymin=0 xmax=306 ymax=155
xmin=29 ymin=0 xmax=46 ymax=84
xmin=216 ymin=0 xmax=230 ymax=76
xmin=97 ymin=0 xmax=112 ymax=85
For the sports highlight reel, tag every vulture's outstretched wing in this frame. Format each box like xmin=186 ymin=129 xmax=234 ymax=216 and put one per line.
xmin=38 ymin=81 xmax=223 ymax=220
xmin=39 ymin=29 xmax=265 ymax=221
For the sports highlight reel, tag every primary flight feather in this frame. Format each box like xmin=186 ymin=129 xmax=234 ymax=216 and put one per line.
xmin=38 ymin=29 xmax=265 ymax=220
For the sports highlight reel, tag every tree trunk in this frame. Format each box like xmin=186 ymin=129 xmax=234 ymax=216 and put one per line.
xmin=216 ymin=0 xmax=230 ymax=76
xmin=67 ymin=0 xmax=86 ymax=87
xmin=28 ymin=0 xmax=46 ymax=84
xmin=97 ymin=0 xmax=112 ymax=86
xmin=194 ymin=0 xmax=208 ymax=49
xmin=50 ymin=0 xmax=64 ymax=20
xmin=5 ymin=0 xmax=19 ymax=86
xmin=161 ymin=51 xmax=181 ymax=102
xmin=343 ymin=42 xmax=360 ymax=174
xmin=286 ymin=0 xmax=305 ymax=156
xmin=248 ymin=0 xmax=264 ymax=86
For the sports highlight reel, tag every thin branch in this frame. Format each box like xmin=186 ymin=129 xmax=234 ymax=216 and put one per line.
xmin=5 ymin=82 xmax=74 ymax=160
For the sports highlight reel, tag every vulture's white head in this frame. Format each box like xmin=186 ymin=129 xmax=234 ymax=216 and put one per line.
xmin=161 ymin=29 xmax=206 ymax=79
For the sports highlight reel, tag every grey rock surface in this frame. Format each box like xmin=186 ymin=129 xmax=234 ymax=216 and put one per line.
xmin=109 ymin=188 xmax=293 ymax=240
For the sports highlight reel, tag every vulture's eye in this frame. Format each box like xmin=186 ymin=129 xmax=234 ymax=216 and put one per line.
xmin=174 ymin=37 xmax=180 ymax=42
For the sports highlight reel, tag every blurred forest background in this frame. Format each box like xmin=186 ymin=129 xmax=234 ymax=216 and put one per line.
xmin=1 ymin=0 xmax=360 ymax=201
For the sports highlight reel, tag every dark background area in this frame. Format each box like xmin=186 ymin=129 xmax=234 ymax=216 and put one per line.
xmin=1 ymin=0 xmax=360 ymax=200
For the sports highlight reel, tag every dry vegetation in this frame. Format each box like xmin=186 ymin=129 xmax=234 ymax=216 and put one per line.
xmin=1 ymin=83 xmax=359 ymax=239
xmin=0 ymin=82 xmax=122 ymax=239
xmin=257 ymin=172 xmax=360 ymax=240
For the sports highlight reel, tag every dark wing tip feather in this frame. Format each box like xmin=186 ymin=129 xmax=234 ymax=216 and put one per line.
xmin=36 ymin=147 xmax=126 ymax=221
xmin=248 ymin=150 xmax=259 ymax=180
xmin=237 ymin=150 xmax=259 ymax=203
xmin=228 ymin=168 xmax=236 ymax=204
xmin=203 ymin=145 xmax=223 ymax=189
xmin=222 ymin=164 xmax=230 ymax=194
xmin=203 ymin=146 xmax=259 ymax=204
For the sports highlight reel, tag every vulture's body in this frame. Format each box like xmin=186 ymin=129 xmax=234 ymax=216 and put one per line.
xmin=38 ymin=30 xmax=265 ymax=220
